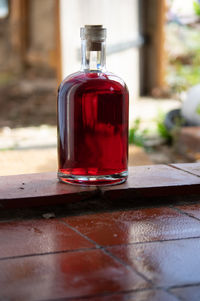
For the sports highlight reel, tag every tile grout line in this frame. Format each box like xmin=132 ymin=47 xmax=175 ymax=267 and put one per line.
xmin=102 ymin=247 xmax=153 ymax=285
xmin=59 ymin=219 xmax=153 ymax=285
xmin=38 ymin=283 xmax=194 ymax=301
xmin=170 ymin=205 xmax=200 ymax=223
xmin=166 ymin=289 xmax=185 ymax=301
xmin=37 ymin=287 xmax=166 ymax=301
xmin=101 ymin=235 xmax=200 ymax=248
xmin=167 ymin=281 xmax=200 ymax=289
xmin=59 ymin=217 xmax=200 ymax=296
xmin=0 ymin=247 xmax=97 ymax=262
xmin=168 ymin=164 xmax=200 ymax=179
xmin=16 ymin=282 xmax=200 ymax=301
xmin=59 ymin=220 xmax=102 ymax=249
xmin=1 ymin=231 xmax=200 ymax=262
xmin=165 ymin=288 xmax=183 ymax=301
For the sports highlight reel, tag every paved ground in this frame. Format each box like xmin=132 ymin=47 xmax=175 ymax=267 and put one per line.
xmin=0 ymin=145 xmax=152 ymax=176
xmin=0 ymin=97 xmax=183 ymax=176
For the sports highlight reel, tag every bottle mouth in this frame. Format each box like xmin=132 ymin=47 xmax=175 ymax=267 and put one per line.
xmin=80 ymin=25 xmax=107 ymax=42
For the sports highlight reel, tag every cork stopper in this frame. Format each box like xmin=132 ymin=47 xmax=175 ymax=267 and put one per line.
xmin=80 ymin=25 xmax=106 ymax=51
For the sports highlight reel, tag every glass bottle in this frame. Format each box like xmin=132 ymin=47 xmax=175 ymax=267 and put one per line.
xmin=57 ymin=25 xmax=129 ymax=185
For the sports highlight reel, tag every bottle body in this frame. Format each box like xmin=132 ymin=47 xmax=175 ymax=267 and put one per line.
xmin=57 ymin=71 xmax=129 ymax=185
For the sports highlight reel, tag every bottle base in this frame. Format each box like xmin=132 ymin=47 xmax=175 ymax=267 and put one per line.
xmin=58 ymin=170 xmax=128 ymax=186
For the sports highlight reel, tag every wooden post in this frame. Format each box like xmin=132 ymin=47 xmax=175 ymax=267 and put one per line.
xmin=9 ymin=0 xmax=29 ymax=70
xmin=55 ymin=0 xmax=62 ymax=86
xmin=156 ymin=0 xmax=166 ymax=89
xmin=139 ymin=0 xmax=166 ymax=95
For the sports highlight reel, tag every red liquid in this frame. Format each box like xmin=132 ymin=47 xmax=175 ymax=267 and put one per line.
xmin=57 ymin=71 xmax=129 ymax=185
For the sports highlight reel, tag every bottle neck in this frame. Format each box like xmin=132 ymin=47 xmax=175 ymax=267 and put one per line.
xmin=81 ymin=40 xmax=106 ymax=72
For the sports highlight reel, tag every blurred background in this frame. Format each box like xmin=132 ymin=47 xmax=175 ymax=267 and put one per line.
xmin=0 ymin=0 xmax=200 ymax=175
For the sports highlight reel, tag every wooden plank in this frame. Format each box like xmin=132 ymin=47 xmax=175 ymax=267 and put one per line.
xmin=101 ymin=165 xmax=200 ymax=200
xmin=1 ymin=164 xmax=200 ymax=209
xmin=0 ymin=172 xmax=97 ymax=209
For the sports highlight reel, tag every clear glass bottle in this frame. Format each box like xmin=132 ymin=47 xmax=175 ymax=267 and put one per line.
xmin=57 ymin=25 xmax=129 ymax=185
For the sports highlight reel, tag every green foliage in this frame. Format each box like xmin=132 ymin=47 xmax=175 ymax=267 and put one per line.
xmin=196 ymin=103 xmax=200 ymax=115
xmin=129 ymin=118 xmax=148 ymax=147
xmin=0 ymin=72 xmax=14 ymax=86
xmin=167 ymin=63 xmax=200 ymax=92
xmin=176 ymin=64 xmax=200 ymax=87
xmin=193 ymin=1 xmax=200 ymax=16
xmin=166 ymin=23 xmax=200 ymax=93
xmin=155 ymin=111 xmax=172 ymax=141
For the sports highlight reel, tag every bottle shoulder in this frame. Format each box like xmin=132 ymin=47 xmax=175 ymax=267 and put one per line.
xmin=59 ymin=71 xmax=83 ymax=88
xmin=59 ymin=71 xmax=128 ymax=94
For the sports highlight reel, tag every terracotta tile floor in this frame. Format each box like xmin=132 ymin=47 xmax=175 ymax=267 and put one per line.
xmin=170 ymin=285 xmax=200 ymax=301
xmin=63 ymin=207 xmax=200 ymax=245
xmin=0 ymin=219 xmax=93 ymax=258
xmin=107 ymin=238 xmax=200 ymax=287
xmin=1 ymin=163 xmax=200 ymax=300
xmin=175 ymin=202 xmax=200 ymax=220
xmin=73 ymin=290 xmax=179 ymax=301
xmin=0 ymin=249 xmax=149 ymax=300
